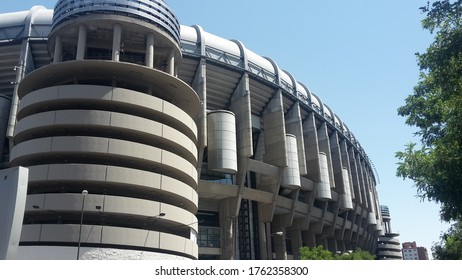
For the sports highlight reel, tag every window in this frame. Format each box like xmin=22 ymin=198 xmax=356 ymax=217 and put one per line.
xmin=198 ymin=227 xmax=221 ymax=248
xmin=197 ymin=211 xmax=220 ymax=248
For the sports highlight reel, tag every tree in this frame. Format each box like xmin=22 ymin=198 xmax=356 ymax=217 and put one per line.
xmin=335 ymin=249 xmax=376 ymax=260
xmin=299 ymin=246 xmax=375 ymax=260
xmin=396 ymin=0 xmax=462 ymax=222
xmin=300 ymin=245 xmax=334 ymax=260
xmin=432 ymin=221 xmax=462 ymax=259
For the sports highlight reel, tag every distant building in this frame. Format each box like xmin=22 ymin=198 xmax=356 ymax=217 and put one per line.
xmin=376 ymin=205 xmax=402 ymax=260
xmin=402 ymin=241 xmax=429 ymax=260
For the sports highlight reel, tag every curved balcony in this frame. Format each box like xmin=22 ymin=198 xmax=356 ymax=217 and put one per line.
xmin=52 ymin=0 xmax=180 ymax=45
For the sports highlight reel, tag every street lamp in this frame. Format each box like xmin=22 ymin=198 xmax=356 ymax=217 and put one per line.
xmin=266 ymin=230 xmax=284 ymax=260
xmin=77 ymin=190 xmax=88 ymax=260
xmin=146 ymin=212 xmax=166 ymax=222
xmin=142 ymin=213 xmax=166 ymax=249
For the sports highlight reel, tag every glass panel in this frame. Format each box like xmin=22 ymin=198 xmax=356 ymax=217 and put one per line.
xmin=197 ymin=226 xmax=221 ymax=248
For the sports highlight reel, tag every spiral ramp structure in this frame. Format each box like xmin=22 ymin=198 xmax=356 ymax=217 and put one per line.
xmin=0 ymin=1 xmax=383 ymax=260
xmin=376 ymin=205 xmax=402 ymax=260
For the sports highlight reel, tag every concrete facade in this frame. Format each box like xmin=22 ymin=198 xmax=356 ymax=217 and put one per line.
xmin=402 ymin=241 xmax=429 ymax=260
xmin=0 ymin=1 xmax=383 ymax=260
xmin=0 ymin=166 xmax=29 ymax=259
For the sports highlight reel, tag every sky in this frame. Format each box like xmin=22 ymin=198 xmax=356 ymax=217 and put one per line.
xmin=1 ymin=1 xmax=452 ymax=258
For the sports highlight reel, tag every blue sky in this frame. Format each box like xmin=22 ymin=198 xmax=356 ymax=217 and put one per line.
xmin=1 ymin=1 xmax=451 ymax=257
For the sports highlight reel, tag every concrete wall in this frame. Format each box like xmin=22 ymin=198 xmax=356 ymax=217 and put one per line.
xmin=0 ymin=167 xmax=28 ymax=260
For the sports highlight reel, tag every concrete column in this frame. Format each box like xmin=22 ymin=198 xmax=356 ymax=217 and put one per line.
xmin=0 ymin=96 xmax=11 ymax=162
xmin=53 ymin=35 xmax=62 ymax=63
xmin=317 ymin=122 xmax=335 ymax=189
xmin=312 ymin=201 xmax=329 ymax=238
xmin=265 ymin=223 xmax=273 ymax=259
xmin=327 ymin=238 xmax=337 ymax=252
xmin=329 ymin=132 xmax=344 ymax=193
xmin=359 ymin=160 xmax=369 ymax=209
xmin=298 ymin=183 xmax=316 ymax=232
xmin=315 ymin=235 xmax=327 ymax=249
xmin=167 ymin=49 xmax=175 ymax=75
xmin=230 ymin=73 xmax=253 ymax=217
xmin=230 ymin=73 xmax=253 ymax=160
xmin=220 ymin=199 xmax=235 ymax=260
xmin=257 ymin=167 xmax=284 ymax=223
xmin=258 ymin=89 xmax=287 ymax=223
xmin=76 ymin=24 xmax=87 ymax=60
xmin=145 ymin=33 xmax=154 ymax=68
xmin=338 ymin=207 xmax=350 ymax=241
xmin=192 ymin=59 xmax=207 ymax=170
xmin=303 ymin=113 xmax=321 ymax=181
xmin=370 ymin=231 xmax=379 ymax=253
xmin=0 ymin=167 xmax=28 ymax=259
xmin=347 ymin=204 xmax=360 ymax=242
xmin=340 ymin=140 xmax=355 ymax=200
xmin=285 ymin=103 xmax=307 ymax=175
xmin=369 ymin=176 xmax=380 ymax=222
xmin=289 ymin=228 xmax=302 ymax=260
xmin=259 ymin=222 xmax=268 ymax=259
xmin=386 ymin=220 xmax=392 ymax=233
xmin=342 ymin=213 xmax=352 ymax=246
xmin=373 ymin=187 xmax=382 ymax=226
xmin=263 ymin=90 xmax=287 ymax=167
xmin=337 ymin=240 xmax=346 ymax=253
xmin=364 ymin=169 xmax=372 ymax=204
xmin=302 ymin=230 xmax=316 ymax=247
xmin=6 ymin=90 xmax=18 ymax=146
xmin=7 ymin=40 xmax=30 ymax=143
xmin=112 ymin=24 xmax=122 ymax=62
xmin=328 ymin=202 xmax=341 ymax=239
xmin=349 ymin=149 xmax=363 ymax=204
xmin=322 ymin=237 xmax=329 ymax=250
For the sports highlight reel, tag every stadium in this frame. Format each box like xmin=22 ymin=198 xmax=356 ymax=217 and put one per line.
xmin=0 ymin=0 xmax=383 ymax=260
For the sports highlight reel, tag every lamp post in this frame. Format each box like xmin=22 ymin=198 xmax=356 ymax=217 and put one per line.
xmin=146 ymin=212 xmax=166 ymax=223
xmin=77 ymin=190 xmax=88 ymax=260
xmin=142 ymin=213 xmax=166 ymax=250
xmin=266 ymin=229 xmax=284 ymax=260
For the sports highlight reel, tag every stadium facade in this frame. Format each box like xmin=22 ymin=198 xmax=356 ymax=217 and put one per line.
xmin=0 ymin=0 xmax=384 ymax=260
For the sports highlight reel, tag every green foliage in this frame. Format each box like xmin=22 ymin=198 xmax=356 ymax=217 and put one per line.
xmin=432 ymin=221 xmax=462 ymax=259
xmin=396 ymin=0 xmax=462 ymax=222
xmin=336 ymin=248 xmax=376 ymax=260
xmin=299 ymin=246 xmax=375 ymax=260
xmin=300 ymin=246 xmax=334 ymax=260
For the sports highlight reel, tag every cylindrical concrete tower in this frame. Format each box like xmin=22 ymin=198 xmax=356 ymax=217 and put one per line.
xmin=11 ymin=0 xmax=200 ymax=260
xmin=367 ymin=190 xmax=377 ymax=226
xmin=281 ymin=134 xmax=301 ymax=189
xmin=315 ymin=152 xmax=332 ymax=200
xmin=339 ymin=167 xmax=353 ymax=211
xmin=206 ymin=110 xmax=237 ymax=174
